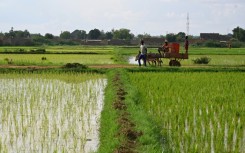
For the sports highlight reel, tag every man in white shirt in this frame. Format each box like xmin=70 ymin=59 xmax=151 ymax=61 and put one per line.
xmin=138 ymin=40 xmax=147 ymax=66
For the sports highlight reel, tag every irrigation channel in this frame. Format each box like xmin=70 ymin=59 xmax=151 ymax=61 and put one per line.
xmin=0 ymin=77 xmax=107 ymax=152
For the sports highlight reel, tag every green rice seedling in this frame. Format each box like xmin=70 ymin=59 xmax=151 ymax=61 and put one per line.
xmin=0 ymin=73 xmax=107 ymax=152
xmin=0 ymin=54 xmax=115 ymax=66
xmin=129 ymin=72 xmax=245 ymax=152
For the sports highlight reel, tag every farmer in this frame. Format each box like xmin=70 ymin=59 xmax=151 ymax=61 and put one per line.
xmin=185 ymin=36 xmax=189 ymax=53
xmin=138 ymin=40 xmax=147 ymax=66
xmin=158 ymin=40 xmax=169 ymax=57
xmin=163 ymin=40 xmax=169 ymax=52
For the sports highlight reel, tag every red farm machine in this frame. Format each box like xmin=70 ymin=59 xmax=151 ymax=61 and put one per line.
xmin=156 ymin=42 xmax=188 ymax=66
xmin=135 ymin=42 xmax=188 ymax=66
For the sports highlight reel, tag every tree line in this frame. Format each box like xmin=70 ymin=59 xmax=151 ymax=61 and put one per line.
xmin=0 ymin=26 xmax=244 ymax=46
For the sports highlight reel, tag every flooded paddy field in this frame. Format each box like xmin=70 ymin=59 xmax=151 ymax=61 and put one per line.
xmin=0 ymin=73 xmax=107 ymax=152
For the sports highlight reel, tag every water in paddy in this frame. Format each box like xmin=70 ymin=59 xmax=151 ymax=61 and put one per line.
xmin=0 ymin=78 xmax=107 ymax=152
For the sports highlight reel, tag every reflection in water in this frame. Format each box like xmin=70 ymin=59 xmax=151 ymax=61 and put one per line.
xmin=0 ymin=78 xmax=107 ymax=153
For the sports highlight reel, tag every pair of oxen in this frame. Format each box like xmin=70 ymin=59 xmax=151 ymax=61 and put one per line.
xmin=135 ymin=47 xmax=166 ymax=66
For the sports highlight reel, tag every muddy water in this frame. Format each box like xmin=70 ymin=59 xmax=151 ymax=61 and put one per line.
xmin=128 ymin=56 xmax=138 ymax=65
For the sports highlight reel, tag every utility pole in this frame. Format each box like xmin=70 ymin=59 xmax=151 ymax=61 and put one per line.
xmin=186 ymin=13 xmax=189 ymax=36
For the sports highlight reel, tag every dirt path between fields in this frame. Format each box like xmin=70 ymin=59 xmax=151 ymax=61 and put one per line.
xmin=112 ymin=72 xmax=142 ymax=153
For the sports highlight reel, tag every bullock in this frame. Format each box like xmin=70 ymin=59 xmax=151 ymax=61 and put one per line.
xmin=135 ymin=52 xmax=162 ymax=66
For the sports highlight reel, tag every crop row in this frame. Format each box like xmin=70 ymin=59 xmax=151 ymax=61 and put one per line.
xmin=129 ymin=72 xmax=245 ymax=152
xmin=0 ymin=73 xmax=107 ymax=152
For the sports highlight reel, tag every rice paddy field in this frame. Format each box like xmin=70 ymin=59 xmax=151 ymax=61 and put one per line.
xmin=0 ymin=45 xmax=244 ymax=152
xmin=0 ymin=46 xmax=116 ymax=66
xmin=129 ymin=72 xmax=245 ymax=152
xmin=128 ymin=54 xmax=245 ymax=67
xmin=175 ymin=55 xmax=245 ymax=66
xmin=0 ymin=73 xmax=107 ymax=152
xmin=0 ymin=46 xmax=114 ymax=54
xmin=0 ymin=46 xmax=245 ymax=66
xmin=0 ymin=54 xmax=114 ymax=66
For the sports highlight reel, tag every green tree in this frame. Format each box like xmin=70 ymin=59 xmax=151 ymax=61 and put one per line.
xmin=137 ymin=33 xmax=151 ymax=39
xmin=113 ymin=28 xmax=134 ymax=40
xmin=176 ymin=32 xmax=186 ymax=42
xmin=10 ymin=30 xmax=30 ymax=39
xmin=23 ymin=30 xmax=30 ymax=38
xmin=9 ymin=27 xmax=15 ymax=38
xmin=80 ymin=30 xmax=87 ymax=39
xmin=60 ymin=31 xmax=71 ymax=39
xmin=14 ymin=31 xmax=24 ymax=38
xmin=105 ymin=31 xmax=113 ymax=39
xmin=99 ymin=30 xmax=106 ymax=39
xmin=71 ymin=30 xmax=85 ymax=39
xmin=45 ymin=33 xmax=54 ymax=39
xmin=88 ymin=29 xmax=101 ymax=39
xmin=232 ymin=27 xmax=245 ymax=42
xmin=166 ymin=33 xmax=177 ymax=42
xmin=0 ymin=32 xmax=4 ymax=38
xmin=31 ymin=34 xmax=49 ymax=45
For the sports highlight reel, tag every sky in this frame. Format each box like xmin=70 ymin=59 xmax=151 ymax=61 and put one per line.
xmin=0 ymin=0 xmax=245 ymax=36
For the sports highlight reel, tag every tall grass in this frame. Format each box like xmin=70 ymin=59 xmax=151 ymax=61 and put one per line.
xmin=129 ymin=72 xmax=245 ymax=152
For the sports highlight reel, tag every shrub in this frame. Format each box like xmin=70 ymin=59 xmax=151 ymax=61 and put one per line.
xmin=231 ymin=41 xmax=243 ymax=48
xmin=63 ymin=63 xmax=88 ymax=69
xmin=36 ymin=49 xmax=46 ymax=53
xmin=205 ymin=40 xmax=222 ymax=47
xmin=192 ymin=56 xmax=211 ymax=64
xmin=4 ymin=58 xmax=13 ymax=64
xmin=17 ymin=48 xmax=25 ymax=52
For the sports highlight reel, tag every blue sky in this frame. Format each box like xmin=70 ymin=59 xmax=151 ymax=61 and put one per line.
xmin=1 ymin=0 xmax=244 ymax=36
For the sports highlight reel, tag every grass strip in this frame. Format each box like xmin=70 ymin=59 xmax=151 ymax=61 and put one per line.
xmin=120 ymin=69 xmax=163 ymax=152
xmin=97 ymin=70 xmax=121 ymax=152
